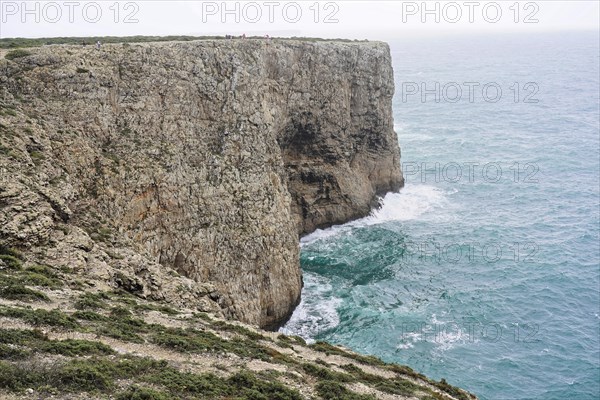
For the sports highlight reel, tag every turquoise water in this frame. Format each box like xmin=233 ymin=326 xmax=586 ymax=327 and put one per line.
xmin=282 ymin=32 xmax=600 ymax=400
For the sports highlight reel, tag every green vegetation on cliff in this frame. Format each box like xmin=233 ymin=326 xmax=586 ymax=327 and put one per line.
xmin=0 ymin=260 xmax=475 ymax=399
xmin=0 ymin=35 xmax=367 ymax=50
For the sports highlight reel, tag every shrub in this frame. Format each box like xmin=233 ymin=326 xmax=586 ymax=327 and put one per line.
xmin=72 ymin=310 xmax=109 ymax=322
xmin=211 ymin=320 xmax=266 ymax=340
xmin=57 ymin=360 xmax=119 ymax=392
xmin=0 ymin=360 xmax=40 ymax=390
xmin=0 ymin=355 xmax=304 ymax=399
xmin=434 ymin=378 xmax=472 ymax=400
xmin=315 ymin=380 xmax=376 ymax=400
xmin=0 ymin=344 xmax=30 ymax=360
xmin=277 ymin=334 xmax=306 ymax=346
xmin=5 ymin=49 xmax=31 ymax=60
xmin=19 ymin=265 xmax=63 ymax=288
xmin=39 ymin=339 xmax=114 ymax=357
xmin=145 ymin=369 xmax=302 ymax=399
xmin=150 ymin=328 xmax=221 ymax=353
xmin=227 ymin=370 xmax=303 ymax=400
xmin=29 ymin=150 xmax=45 ymax=164
xmin=0 ymin=307 xmax=79 ymax=329
xmin=145 ymin=368 xmax=229 ymax=396
xmin=340 ymin=363 xmax=419 ymax=396
xmin=74 ymin=292 xmax=109 ymax=310
xmin=133 ymin=303 xmax=179 ymax=316
xmin=0 ymin=285 xmax=49 ymax=302
xmin=110 ymin=306 xmax=133 ymax=318
xmin=0 ymin=357 xmax=161 ymax=393
xmin=0 ymin=246 xmax=23 ymax=260
xmin=0 ymin=255 xmax=22 ymax=270
xmin=0 ymin=328 xmax=114 ymax=357
xmin=93 ymin=310 xmax=152 ymax=343
xmin=0 ymin=328 xmax=45 ymax=344
xmin=301 ymin=363 xmax=352 ymax=382
xmin=310 ymin=341 xmax=385 ymax=366
xmin=116 ymin=386 xmax=170 ymax=400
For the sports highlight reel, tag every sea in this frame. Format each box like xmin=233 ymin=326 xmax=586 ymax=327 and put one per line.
xmin=281 ymin=31 xmax=600 ymax=400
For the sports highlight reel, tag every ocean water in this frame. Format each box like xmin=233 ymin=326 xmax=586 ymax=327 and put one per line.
xmin=282 ymin=32 xmax=600 ymax=400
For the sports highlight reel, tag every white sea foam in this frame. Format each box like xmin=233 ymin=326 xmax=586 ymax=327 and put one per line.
xmin=396 ymin=332 xmax=420 ymax=350
xmin=366 ymin=185 xmax=449 ymax=224
xmin=397 ymin=313 xmax=486 ymax=354
xmin=279 ymin=273 xmax=342 ymax=341
xmin=301 ymin=185 xmax=450 ymax=246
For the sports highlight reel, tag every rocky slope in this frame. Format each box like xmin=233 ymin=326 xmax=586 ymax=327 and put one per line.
xmin=0 ymin=258 xmax=475 ymax=399
xmin=0 ymin=39 xmax=402 ymax=330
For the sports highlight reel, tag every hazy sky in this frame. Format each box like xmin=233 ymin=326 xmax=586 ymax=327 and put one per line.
xmin=1 ymin=1 xmax=599 ymax=39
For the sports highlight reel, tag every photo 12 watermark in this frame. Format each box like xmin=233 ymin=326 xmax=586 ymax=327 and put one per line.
xmin=401 ymin=82 xmax=540 ymax=103
xmin=0 ymin=1 xmax=344 ymax=31
xmin=0 ymin=1 xmax=141 ymax=24
xmin=399 ymin=1 xmax=540 ymax=24
xmin=397 ymin=240 xmax=540 ymax=264
xmin=402 ymin=162 xmax=540 ymax=184
xmin=399 ymin=321 xmax=540 ymax=345
xmin=199 ymin=1 xmax=340 ymax=24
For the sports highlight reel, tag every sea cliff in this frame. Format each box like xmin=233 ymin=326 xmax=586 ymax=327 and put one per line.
xmin=0 ymin=39 xmax=402 ymax=329
xmin=0 ymin=38 xmax=480 ymax=400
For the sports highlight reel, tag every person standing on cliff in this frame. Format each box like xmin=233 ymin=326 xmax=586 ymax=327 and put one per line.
xmin=96 ymin=40 xmax=102 ymax=50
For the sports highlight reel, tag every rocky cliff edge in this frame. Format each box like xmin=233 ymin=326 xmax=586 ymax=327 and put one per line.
xmin=0 ymin=39 xmax=403 ymax=330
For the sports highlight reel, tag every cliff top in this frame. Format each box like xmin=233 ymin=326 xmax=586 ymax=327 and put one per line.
xmin=1 ymin=35 xmax=390 ymax=62
xmin=0 ymin=35 xmax=377 ymax=49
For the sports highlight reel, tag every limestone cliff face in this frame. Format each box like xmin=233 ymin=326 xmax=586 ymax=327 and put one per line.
xmin=276 ymin=43 xmax=403 ymax=234
xmin=0 ymin=39 xmax=402 ymax=329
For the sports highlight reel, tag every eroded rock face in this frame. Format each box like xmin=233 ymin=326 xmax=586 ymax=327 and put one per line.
xmin=0 ymin=40 xmax=402 ymax=328
xmin=275 ymin=43 xmax=403 ymax=234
